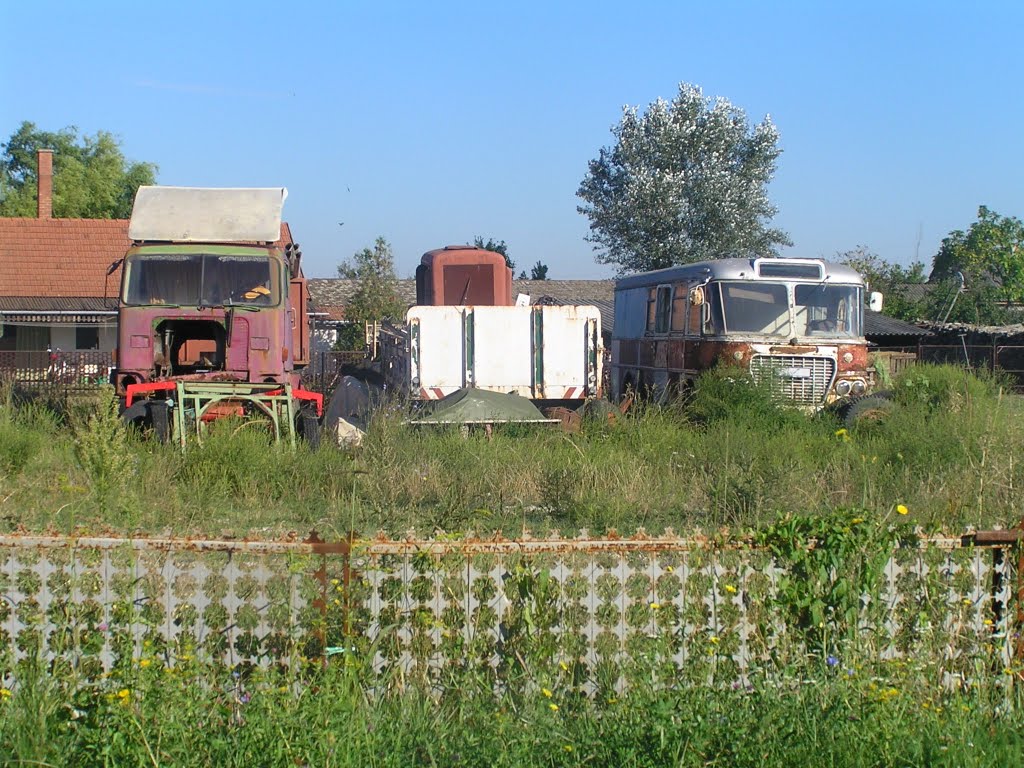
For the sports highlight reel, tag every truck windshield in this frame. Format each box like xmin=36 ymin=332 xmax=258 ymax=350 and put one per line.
xmin=123 ymin=253 xmax=278 ymax=307
xmin=713 ymin=281 xmax=863 ymax=338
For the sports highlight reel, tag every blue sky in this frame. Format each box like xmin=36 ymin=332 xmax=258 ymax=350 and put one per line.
xmin=1 ymin=1 xmax=1020 ymax=280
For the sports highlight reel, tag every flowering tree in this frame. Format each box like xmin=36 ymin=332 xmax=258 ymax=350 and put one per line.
xmin=577 ymin=83 xmax=790 ymax=274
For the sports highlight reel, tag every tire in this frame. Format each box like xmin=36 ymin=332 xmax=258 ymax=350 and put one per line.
xmin=149 ymin=402 xmax=171 ymax=443
xmin=122 ymin=400 xmax=173 ymax=442
xmin=120 ymin=401 xmax=149 ymax=428
xmin=298 ymin=408 xmax=321 ymax=450
xmin=841 ymin=392 xmax=895 ymax=428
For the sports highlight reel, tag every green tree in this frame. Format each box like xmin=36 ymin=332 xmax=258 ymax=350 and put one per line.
xmin=529 ymin=261 xmax=548 ymax=280
xmin=0 ymin=121 xmax=157 ymax=218
xmin=473 ymin=236 xmax=515 ymax=273
xmin=577 ymin=82 xmax=790 ymax=274
xmin=837 ymin=246 xmax=927 ymax=321
xmin=927 ymin=206 xmax=1024 ymax=323
xmin=337 ymin=236 xmax=406 ymax=325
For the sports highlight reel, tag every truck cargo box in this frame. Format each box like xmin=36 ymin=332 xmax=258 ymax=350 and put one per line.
xmin=380 ymin=304 xmax=602 ymax=402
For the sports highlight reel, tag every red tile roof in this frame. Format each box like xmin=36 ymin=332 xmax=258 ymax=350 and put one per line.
xmin=0 ymin=217 xmax=293 ymax=299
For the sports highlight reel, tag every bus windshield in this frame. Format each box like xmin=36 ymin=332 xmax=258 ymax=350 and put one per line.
xmin=794 ymin=284 xmax=862 ymax=338
xmin=713 ymin=281 xmax=863 ymax=338
xmin=123 ymin=253 xmax=279 ymax=308
xmin=718 ymin=283 xmax=791 ymax=335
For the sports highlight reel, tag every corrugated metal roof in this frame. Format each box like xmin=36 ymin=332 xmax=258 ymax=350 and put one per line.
xmin=864 ymin=310 xmax=932 ymax=337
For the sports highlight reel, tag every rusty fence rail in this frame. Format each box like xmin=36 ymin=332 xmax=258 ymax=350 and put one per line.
xmin=0 ymin=530 xmax=1018 ymax=686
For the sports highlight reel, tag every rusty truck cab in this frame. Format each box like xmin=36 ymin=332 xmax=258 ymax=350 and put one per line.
xmin=111 ymin=188 xmax=311 ymax=423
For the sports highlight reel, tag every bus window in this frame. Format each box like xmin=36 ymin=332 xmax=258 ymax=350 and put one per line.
xmin=687 ymin=297 xmax=703 ymax=334
xmin=646 ymin=287 xmax=657 ymax=331
xmin=653 ymin=285 xmax=672 ymax=333
xmin=671 ymin=284 xmax=686 ymax=331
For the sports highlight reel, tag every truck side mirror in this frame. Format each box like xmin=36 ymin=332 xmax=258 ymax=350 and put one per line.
xmin=869 ymin=291 xmax=883 ymax=312
xmin=689 ymin=286 xmax=705 ymax=306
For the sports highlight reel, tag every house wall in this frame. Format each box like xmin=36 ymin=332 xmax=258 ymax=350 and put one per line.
xmin=50 ymin=324 xmax=117 ymax=353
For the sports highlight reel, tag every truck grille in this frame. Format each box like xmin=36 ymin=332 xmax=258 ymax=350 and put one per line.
xmin=749 ymin=355 xmax=835 ymax=406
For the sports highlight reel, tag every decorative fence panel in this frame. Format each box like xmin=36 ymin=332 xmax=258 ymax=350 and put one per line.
xmin=0 ymin=532 xmax=1018 ymax=686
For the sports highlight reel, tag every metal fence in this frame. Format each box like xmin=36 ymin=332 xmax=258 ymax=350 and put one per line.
xmin=874 ymin=344 xmax=1024 ymax=388
xmin=0 ymin=530 xmax=1018 ymax=685
xmin=0 ymin=349 xmax=112 ymax=392
xmin=301 ymin=350 xmax=370 ymax=394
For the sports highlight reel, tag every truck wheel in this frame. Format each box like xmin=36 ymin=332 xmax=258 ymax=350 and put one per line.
xmin=149 ymin=402 xmax=171 ymax=443
xmin=841 ymin=393 xmax=895 ymax=428
xmin=298 ymin=408 xmax=321 ymax=450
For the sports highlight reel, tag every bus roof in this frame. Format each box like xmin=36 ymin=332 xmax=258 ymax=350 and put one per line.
xmin=614 ymin=258 xmax=867 ymax=291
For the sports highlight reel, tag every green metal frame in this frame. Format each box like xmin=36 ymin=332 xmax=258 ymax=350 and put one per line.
xmin=171 ymin=381 xmax=299 ymax=449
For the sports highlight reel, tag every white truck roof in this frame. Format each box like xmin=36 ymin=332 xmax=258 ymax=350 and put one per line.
xmin=128 ymin=186 xmax=287 ymax=243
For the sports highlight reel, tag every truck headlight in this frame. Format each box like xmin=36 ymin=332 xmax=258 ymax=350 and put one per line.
xmin=852 ymin=379 xmax=867 ymax=395
xmin=836 ymin=380 xmax=852 ymax=396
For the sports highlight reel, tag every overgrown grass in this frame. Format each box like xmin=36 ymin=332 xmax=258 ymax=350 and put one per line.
xmin=0 ymin=364 xmax=1021 ymax=537
xmin=0 ymin=656 xmax=1020 ymax=767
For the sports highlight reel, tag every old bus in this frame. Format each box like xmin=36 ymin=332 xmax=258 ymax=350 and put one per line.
xmin=610 ymin=257 xmax=877 ymax=408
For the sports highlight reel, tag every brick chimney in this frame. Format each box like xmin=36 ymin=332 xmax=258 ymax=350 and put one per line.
xmin=37 ymin=148 xmax=53 ymax=219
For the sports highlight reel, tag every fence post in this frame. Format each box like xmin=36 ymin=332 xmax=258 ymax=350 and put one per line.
xmin=964 ymin=522 xmax=1024 ymax=680
xmin=304 ymin=530 xmax=351 ymax=667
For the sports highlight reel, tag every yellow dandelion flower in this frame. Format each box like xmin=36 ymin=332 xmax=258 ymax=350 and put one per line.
xmin=649 ymin=602 xmax=661 ymax=610
xmin=961 ymin=598 xmax=972 ymax=606
xmin=724 ymin=585 xmax=737 ymax=594
xmin=117 ymin=689 xmax=131 ymax=700
xmin=666 ymin=566 xmax=674 ymax=573
xmin=0 ymin=688 xmax=11 ymax=699
xmin=542 ymin=688 xmax=553 ymax=698
xmin=548 ymin=703 xmax=559 ymax=712
xmin=835 ymin=428 xmax=848 ymax=438
xmin=896 ymin=504 xmax=909 ymax=516
xmin=559 ymin=661 xmax=569 ymax=672
xmin=330 ymin=578 xmax=340 ymax=586
xmin=851 ymin=517 xmax=864 ymax=525
xmin=1004 ymin=668 xmax=1015 ymax=676
xmin=139 ymin=659 xmax=151 ymax=669
xmin=709 ymin=636 xmax=719 ymax=645
xmin=563 ymin=745 xmax=573 ymax=753
xmin=983 ymin=619 xmax=994 ymax=627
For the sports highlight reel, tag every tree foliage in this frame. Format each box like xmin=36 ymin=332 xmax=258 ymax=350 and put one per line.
xmin=577 ymin=82 xmax=790 ymax=274
xmin=0 ymin=121 xmax=157 ymax=218
xmin=837 ymin=246 xmax=927 ymax=321
xmin=926 ymin=206 xmax=1024 ymax=323
xmin=473 ymin=236 xmax=514 ymax=272
xmin=529 ymin=261 xmax=548 ymax=280
xmin=337 ymin=237 xmax=406 ymax=326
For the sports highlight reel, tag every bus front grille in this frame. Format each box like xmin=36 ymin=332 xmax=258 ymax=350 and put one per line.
xmin=749 ymin=355 xmax=836 ymax=406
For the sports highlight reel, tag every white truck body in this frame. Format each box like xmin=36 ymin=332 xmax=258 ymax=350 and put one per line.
xmin=380 ymin=305 xmax=602 ymax=401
